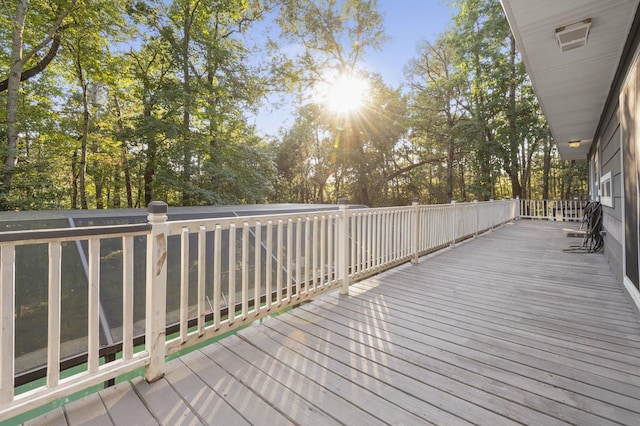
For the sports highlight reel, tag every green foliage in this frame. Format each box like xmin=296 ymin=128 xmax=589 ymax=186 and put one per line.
xmin=0 ymin=0 xmax=283 ymax=210
xmin=0 ymin=0 xmax=587 ymax=211
xmin=269 ymin=0 xmax=587 ymax=206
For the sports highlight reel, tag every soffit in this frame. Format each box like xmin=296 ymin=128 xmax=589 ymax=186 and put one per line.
xmin=500 ymin=0 xmax=640 ymax=160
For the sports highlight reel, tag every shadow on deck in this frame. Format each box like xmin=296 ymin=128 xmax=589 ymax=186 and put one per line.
xmin=26 ymin=221 xmax=640 ymax=425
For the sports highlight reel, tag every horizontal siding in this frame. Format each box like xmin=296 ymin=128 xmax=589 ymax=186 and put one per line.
xmin=601 ymin=111 xmax=620 ymax=154
xmin=605 ymin=232 xmax=624 ymax=284
xmin=604 ymin=208 xmax=624 ymax=244
xmin=598 ymin=103 xmax=623 ymax=291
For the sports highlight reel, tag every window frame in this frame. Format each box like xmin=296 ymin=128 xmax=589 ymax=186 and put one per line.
xmin=600 ymin=171 xmax=613 ymax=207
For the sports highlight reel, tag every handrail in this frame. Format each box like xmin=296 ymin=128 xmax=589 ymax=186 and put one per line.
xmin=518 ymin=198 xmax=586 ymax=222
xmin=0 ymin=223 xmax=151 ymax=244
xmin=0 ymin=198 xmax=517 ymax=422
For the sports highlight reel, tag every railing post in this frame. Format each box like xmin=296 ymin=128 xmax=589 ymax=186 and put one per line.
xmin=0 ymin=244 xmax=15 ymax=407
xmin=412 ymin=197 xmax=420 ymax=264
xmin=515 ymin=196 xmax=520 ymax=220
xmin=145 ymin=201 xmax=168 ymax=383
xmin=474 ymin=199 xmax=479 ymax=238
xmin=338 ymin=198 xmax=350 ymax=295
xmin=490 ymin=199 xmax=494 ymax=231
xmin=450 ymin=199 xmax=457 ymax=247
xmin=503 ymin=197 xmax=507 ymax=225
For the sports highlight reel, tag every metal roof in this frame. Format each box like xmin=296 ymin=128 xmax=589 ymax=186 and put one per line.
xmin=0 ymin=203 xmax=366 ymax=231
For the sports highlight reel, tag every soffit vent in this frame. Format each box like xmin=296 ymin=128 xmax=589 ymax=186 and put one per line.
xmin=555 ymin=19 xmax=592 ymax=52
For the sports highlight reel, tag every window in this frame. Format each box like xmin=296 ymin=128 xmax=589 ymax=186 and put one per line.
xmin=600 ymin=171 xmax=613 ymax=207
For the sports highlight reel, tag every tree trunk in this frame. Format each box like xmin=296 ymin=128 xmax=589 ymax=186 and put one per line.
xmin=71 ymin=149 xmax=79 ymax=209
xmin=446 ymin=136 xmax=454 ymax=201
xmin=520 ymin=138 xmax=528 ymax=199
xmin=113 ymin=95 xmax=133 ymax=207
xmin=542 ymin=137 xmax=552 ymax=200
xmin=181 ymin=3 xmax=193 ymax=206
xmin=3 ymin=1 xmax=29 ymax=199
xmin=564 ymin=160 xmax=575 ymax=199
xmin=353 ymin=125 xmax=370 ymax=206
xmin=459 ymin=160 xmax=466 ymax=201
xmin=4 ymin=0 xmax=76 ymax=202
xmin=75 ymin=53 xmax=89 ymax=210
xmin=89 ymin=85 xmax=103 ymax=209
xmin=507 ymin=33 xmax=522 ymax=198
xmin=143 ymin=105 xmax=156 ymax=207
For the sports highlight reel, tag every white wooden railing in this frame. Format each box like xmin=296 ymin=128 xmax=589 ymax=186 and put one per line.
xmin=0 ymin=198 xmax=517 ymax=421
xmin=518 ymin=198 xmax=585 ymax=222
xmin=0 ymin=222 xmax=153 ymax=420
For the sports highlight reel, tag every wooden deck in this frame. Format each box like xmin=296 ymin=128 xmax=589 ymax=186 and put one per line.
xmin=25 ymin=220 xmax=640 ymax=425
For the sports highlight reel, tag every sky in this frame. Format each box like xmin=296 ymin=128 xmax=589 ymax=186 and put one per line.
xmin=369 ymin=0 xmax=455 ymax=87
xmin=250 ymin=0 xmax=456 ymax=137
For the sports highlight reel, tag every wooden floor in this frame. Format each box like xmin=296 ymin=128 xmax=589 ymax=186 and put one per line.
xmin=26 ymin=221 xmax=640 ymax=425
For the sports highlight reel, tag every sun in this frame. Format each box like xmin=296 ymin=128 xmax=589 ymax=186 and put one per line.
xmin=320 ymin=73 xmax=369 ymax=114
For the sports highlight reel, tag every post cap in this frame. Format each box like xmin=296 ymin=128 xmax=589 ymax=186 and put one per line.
xmin=412 ymin=197 xmax=419 ymax=204
xmin=338 ymin=198 xmax=349 ymax=205
xmin=148 ymin=201 xmax=168 ymax=214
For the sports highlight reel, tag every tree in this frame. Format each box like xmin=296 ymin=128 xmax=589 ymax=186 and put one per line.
xmin=274 ymin=0 xmax=387 ymax=204
xmin=60 ymin=0 xmax=130 ymax=209
xmin=0 ymin=0 xmax=590 ymax=211
xmin=147 ymin=0 xmax=276 ymax=205
xmin=273 ymin=105 xmax=328 ymax=203
xmin=2 ymin=0 xmax=77 ymax=204
xmin=448 ymin=0 xmax=512 ymax=200
xmin=406 ymin=36 xmax=466 ymax=202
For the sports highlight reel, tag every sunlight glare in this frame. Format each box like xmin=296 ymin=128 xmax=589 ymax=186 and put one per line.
xmin=322 ymin=74 xmax=369 ymax=114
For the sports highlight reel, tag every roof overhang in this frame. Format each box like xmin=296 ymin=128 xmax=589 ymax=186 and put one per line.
xmin=500 ymin=0 xmax=640 ymax=160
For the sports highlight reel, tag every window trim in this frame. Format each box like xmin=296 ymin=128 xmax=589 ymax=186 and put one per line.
xmin=600 ymin=171 xmax=613 ymax=207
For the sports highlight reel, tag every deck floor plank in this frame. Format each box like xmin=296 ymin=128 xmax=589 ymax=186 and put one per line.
xmin=132 ymin=375 xmax=203 ymax=425
xmin=162 ymin=357 xmax=250 ymax=425
xmin=296 ymin=295 xmax=639 ymax=425
xmin=252 ymin=321 xmax=457 ymax=425
xmin=62 ymin=393 xmax=111 ymax=426
xmin=176 ymin=351 xmax=294 ymax=426
xmin=247 ymin=317 xmax=479 ymax=426
xmin=98 ymin=381 xmax=157 ymax=426
xmin=23 ymin=408 xmax=66 ymax=426
xmin=368 ymin=278 xmax=640 ymax=348
xmin=219 ymin=334 xmax=386 ymax=426
xmin=201 ymin=340 xmax=342 ymax=426
xmin=346 ymin=284 xmax=640 ymax=396
xmin=26 ymin=221 xmax=640 ymax=426
xmin=352 ymin=278 xmax=640 ymax=367
xmin=265 ymin=313 xmax=566 ymax=425
xmin=243 ymin=323 xmax=436 ymax=425
xmin=287 ymin=301 xmax=627 ymax=425
xmin=327 ymin=288 xmax=640 ymax=410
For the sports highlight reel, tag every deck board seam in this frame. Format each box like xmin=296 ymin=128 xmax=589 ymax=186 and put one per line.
xmin=299 ymin=295 xmax=640 ymax=398
xmin=291 ymin=298 xmax=640 ymax=422
xmin=349 ymin=282 xmax=640 ymax=367
xmin=279 ymin=302 xmax=631 ymax=425
xmin=352 ymin=281 xmax=640 ymax=351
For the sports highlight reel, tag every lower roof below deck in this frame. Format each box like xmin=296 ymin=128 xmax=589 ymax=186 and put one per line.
xmin=26 ymin=220 xmax=640 ymax=426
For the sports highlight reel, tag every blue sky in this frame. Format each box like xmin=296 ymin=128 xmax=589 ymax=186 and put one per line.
xmin=369 ymin=0 xmax=455 ymax=86
xmin=251 ymin=0 xmax=456 ymax=136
